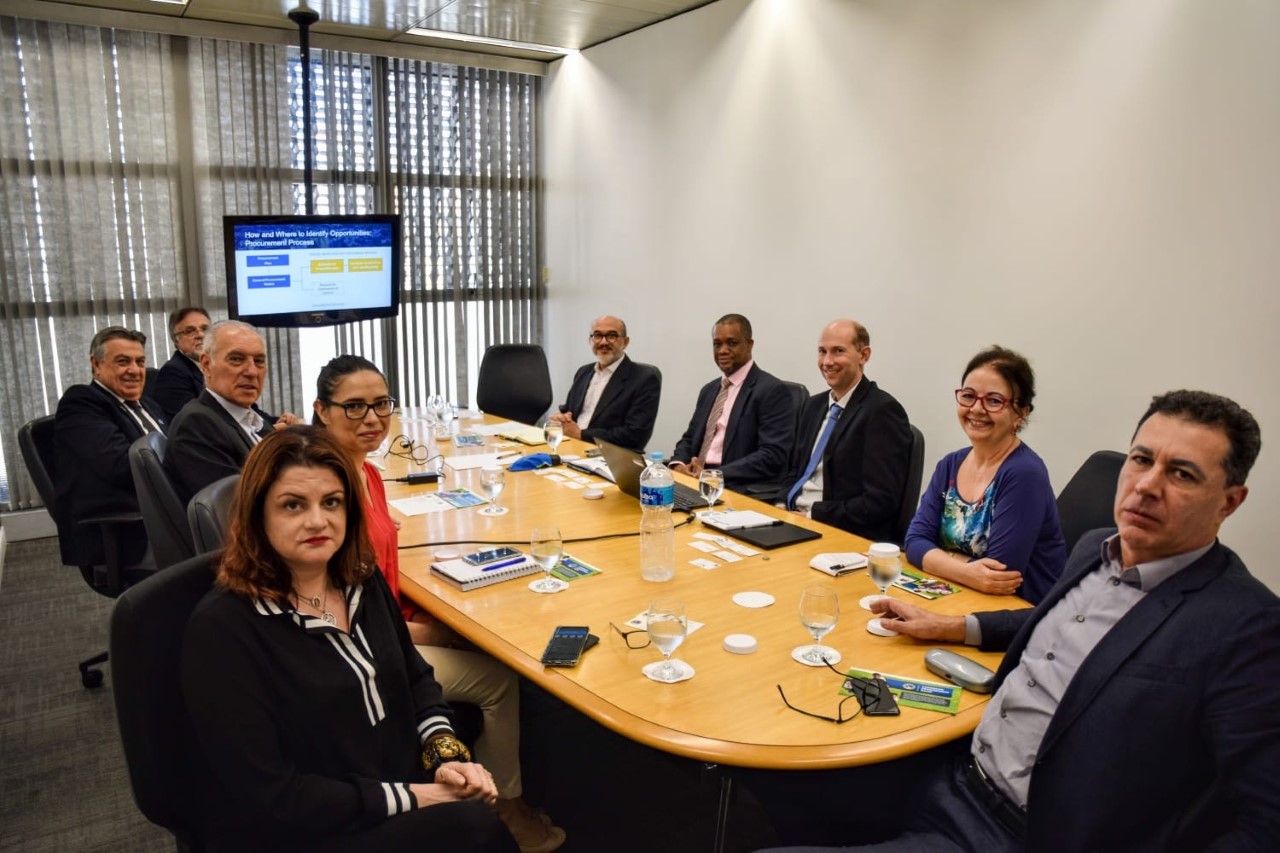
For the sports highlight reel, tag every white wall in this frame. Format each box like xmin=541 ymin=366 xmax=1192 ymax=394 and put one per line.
xmin=541 ymin=0 xmax=1280 ymax=591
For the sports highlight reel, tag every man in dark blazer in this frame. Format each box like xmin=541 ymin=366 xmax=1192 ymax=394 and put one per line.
xmin=53 ymin=326 xmax=166 ymax=568
xmin=149 ymin=306 xmax=210 ymax=419
xmin=165 ymin=320 xmax=300 ymax=504
xmin=858 ymin=390 xmax=1278 ymax=852
xmin=549 ymin=314 xmax=661 ymax=453
xmin=669 ymin=314 xmax=795 ymax=491
xmin=777 ymin=318 xmax=911 ymax=542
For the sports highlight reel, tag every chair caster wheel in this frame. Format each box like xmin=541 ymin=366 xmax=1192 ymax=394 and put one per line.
xmin=82 ymin=669 xmax=104 ymax=689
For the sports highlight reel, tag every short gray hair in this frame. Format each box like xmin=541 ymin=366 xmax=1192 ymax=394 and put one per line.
xmin=203 ymin=320 xmax=261 ymax=361
xmin=90 ymin=326 xmax=146 ymax=362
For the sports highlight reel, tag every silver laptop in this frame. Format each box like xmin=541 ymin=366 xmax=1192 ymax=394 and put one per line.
xmin=570 ymin=439 xmax=715 ymax=511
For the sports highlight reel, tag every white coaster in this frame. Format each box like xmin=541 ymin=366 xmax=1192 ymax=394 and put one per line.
xmin=528 ymin=577 xmax=569 ymax=594
xmin=433 ymin=549 xmax=460 ymax=561
xmin=860 ymin=594 xmax=891 ymax=612
xmin=791 ymin=645 xmax=841 ymax=666
xmin=582 ymin=489 xmax=604 ymax=500
xmin=866 ymin=618 xmax=900 ymax=637
xmin=731 ymin=591 xmax=775 ymax=608
xmin=723 ymin=633 xmax=758 ymax=654
xmin=643 ymin=659 xmax=695 ymax=683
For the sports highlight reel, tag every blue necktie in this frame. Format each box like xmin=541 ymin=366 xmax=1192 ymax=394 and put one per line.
xmin=786 ymin=403 xmax=842 ymax=510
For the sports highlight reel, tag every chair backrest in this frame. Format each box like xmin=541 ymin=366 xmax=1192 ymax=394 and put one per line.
xmin=110 ymin=550 xmax=217 ymax=848
xmin=129 ymin=433 xmax=196 ymax=569
xmin=1056 ymin=450 xmax=1126 ymax=554
xmin=475 ymin=344 xmax=554 ymax=426
xmin=188 ymin=475 xmax=239 ymax=554
xmin=781 ymin=381 xmax=809 ymax=414
xmin=18 ymin=415 xmax=59 ymax=514
xmin=897 ymin=424 xmax=927 ymax=544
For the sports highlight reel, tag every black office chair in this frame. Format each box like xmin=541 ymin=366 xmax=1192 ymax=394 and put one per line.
xmin=896 ymin=424 xmax=927 ymax=544
xmin=476 ymin=343 xmax=554 ymax=426
xmin=188 ymin=474 xmax=238 ymax=554
xmin=1056 ymin=450 xmax=1126 ymax=554
xmin=781 ymin=380 xmax=809 ymax=413
xmin=129 ymin=432 xmax=197 ymax=569
xmin=19 ymin=415 xmax=144 ymax=688
xmin=110 ymin=550 xmax=216 ymax=851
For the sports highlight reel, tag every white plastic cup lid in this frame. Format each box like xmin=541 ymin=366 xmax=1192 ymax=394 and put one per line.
xmin=868 ymin=542 xmax=901 ymax=558
xmin=723 ymin=634 xmax=758 ymax=654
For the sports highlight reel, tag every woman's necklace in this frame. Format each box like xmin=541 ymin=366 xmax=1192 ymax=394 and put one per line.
xmin=295 ymin=584 xmax=336 ymax=625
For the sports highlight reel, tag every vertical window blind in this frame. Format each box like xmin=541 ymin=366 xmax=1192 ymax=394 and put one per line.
xmin=0 ymin=16 xmax=541 ymax=512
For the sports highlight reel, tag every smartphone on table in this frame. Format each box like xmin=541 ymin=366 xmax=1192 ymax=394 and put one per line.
xmin=462 ymin=547 xmax=522 ymax=566
xmin=541 ymin=626 xmax=593 ymax=667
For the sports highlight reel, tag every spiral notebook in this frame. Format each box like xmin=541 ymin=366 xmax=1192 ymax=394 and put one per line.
xmin=430 ymin=557 xmax=542 ymax=591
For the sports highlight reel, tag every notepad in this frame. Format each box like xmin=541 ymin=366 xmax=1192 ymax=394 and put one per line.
xmin=430 ymin=557 xmax=542 ymax=591
xmin=497 ymin=425 xmax=547 ymax=445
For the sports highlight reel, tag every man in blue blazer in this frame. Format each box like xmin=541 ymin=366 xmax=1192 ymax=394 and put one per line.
xmin=669 ymin=314 xmax=796 ymax=491
xmin=53 ymin=326 xmax=166 ymax=569
xmin=549 ymin=315 xmax=661 ymax=453
xmin=775 ymin=319 xmax=912 ymax=543
xmin=852 ymin=390 xmax=1279 ymax=852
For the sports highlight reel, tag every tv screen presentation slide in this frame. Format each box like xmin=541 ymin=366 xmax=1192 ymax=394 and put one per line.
xmin=229 ymin=221 xmax=394 ymax=315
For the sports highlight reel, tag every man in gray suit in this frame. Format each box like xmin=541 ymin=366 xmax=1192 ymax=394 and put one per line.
xmin=164 ymin=320 xmax=300 ymax=504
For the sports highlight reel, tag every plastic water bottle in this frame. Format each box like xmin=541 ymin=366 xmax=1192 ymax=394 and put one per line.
xmin=639 ymin=451 xmax=675 ymax=582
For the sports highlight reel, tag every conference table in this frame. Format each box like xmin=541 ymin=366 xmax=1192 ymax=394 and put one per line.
xmin=382 ymin=410 xmax=1028 ymax=780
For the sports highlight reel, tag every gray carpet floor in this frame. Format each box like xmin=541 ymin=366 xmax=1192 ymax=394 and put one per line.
xmin=0 ymin=537 xmax=171 ymax=852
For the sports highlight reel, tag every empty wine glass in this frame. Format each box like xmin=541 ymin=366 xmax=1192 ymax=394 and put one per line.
xmin=698 ymin=468 xmax=724 ymax=513
xmin=797 ymin=584 xmax=840 ymax=665
xmin=646 ymin=597 xmax=688 ymax=682
xmin=429 ymin=394 xmax=451 ymax=439
xmin=479 ymin=466 xmax=507 ymax=516
xmin=529 ymin=527 xmax=567 ymax=593
xmin=861 ymin=542 xmax=903 ymax=611
xmin=543 ymin=419 xmax=564 ymax=454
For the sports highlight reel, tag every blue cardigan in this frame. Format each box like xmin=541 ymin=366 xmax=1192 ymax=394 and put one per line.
xmin=905 ymin=443 xmax=1067 ymax=604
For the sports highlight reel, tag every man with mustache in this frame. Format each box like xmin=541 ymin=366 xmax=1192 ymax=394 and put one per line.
xmin=548 ymin=314 xmax=661 ymax=453
xmin=798 ymin=390 xmax=1279 ymax=852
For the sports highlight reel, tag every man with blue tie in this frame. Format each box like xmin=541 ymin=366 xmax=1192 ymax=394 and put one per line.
xmin=778 ymin=319 xmax=912 ymax=543
xmin=53 ymin=326 xmax=167 ymax=570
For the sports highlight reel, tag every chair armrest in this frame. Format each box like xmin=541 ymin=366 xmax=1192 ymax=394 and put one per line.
xmin=79 ymin=512 xmax=144 ymax=597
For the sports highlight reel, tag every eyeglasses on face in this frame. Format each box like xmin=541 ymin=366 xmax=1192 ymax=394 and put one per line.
xmin=955 ymin=388 xmax=1011 ymax=413
xmin=328 ymin=398 xmax=397 ymax=419
xmin=589 ymin=331 xmax=622 ymax=343
xmin=609 ymin=621 xmax=651 ymax=649
xmin=175 ymin=324 xmax=210 ymax=338
xmin=776 ymin=657 xmax=888 ymax=723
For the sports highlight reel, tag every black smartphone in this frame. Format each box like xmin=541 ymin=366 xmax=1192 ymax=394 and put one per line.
xmin=860 ymin=675 xmax=901 ymax=716
xmin=462 ymin=546 xmax=522 ymax=566
xmin=541 ymin=626 xmax=591 ymax=667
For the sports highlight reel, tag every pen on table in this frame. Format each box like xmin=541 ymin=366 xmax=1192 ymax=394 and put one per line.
xmin=481 ymin=556 xmax=527 ymax=572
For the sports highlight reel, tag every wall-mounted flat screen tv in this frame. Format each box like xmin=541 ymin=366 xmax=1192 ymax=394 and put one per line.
xmin=223 ymin=213 xmax=402 ymax=328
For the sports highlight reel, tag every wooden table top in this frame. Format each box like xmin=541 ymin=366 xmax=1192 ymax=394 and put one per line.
xmin=381 ymin=412 xmax=1028 ymax=770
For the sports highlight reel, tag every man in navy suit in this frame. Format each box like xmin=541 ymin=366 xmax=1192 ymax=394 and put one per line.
xmin=548 ymin=314 xmax=661 ymax=452
xmin=829 ymin=391 xmax=1279 ymax=852
xmin=164 ymin=320 xmax=301 ymax=504
xmin=669 ymin=314 xmax=796 ymax=491
xmin=53 ymin=326 xmax=167 ymax=569
xmin=149 ymin=305 xmax=210 ymax=419
xmin=776 ymin=318 xmax=912 ymax=542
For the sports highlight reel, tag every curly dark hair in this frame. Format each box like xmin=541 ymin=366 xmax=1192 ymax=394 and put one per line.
xmin=218 ymin=426 xmax=376 ymax=602
xmin=963 ymin=345 xmax=1036 ymax=429
xmin=1136 ymin=390 xmax=1261 ymax=487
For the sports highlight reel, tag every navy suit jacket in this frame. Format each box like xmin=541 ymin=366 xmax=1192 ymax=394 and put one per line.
xmin=165 ymin=390 xmax=277 ymax=504
xmin=780 ymin=378 xmax=911 ymax=542
xmin=559 ymin=355 xmax=661 ymax=453
xmin=53 ymin=383 xmax=166 ymax=566
xmin=149 ymin=349 xmax=204 ymax=420
xmin=670 ymin=363 xmax=796 ymax=491
xmin=974 ymin=529 xmax=1280 ymax=851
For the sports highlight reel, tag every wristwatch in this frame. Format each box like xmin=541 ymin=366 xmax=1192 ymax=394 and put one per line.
xmin=422 ymin=734 xmax=472 ymax=771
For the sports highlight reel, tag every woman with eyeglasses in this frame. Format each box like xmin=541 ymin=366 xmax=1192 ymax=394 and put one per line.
xmin=181 ymin=427 xmax=514 ymax=850
xmin=903 ymin=346 xmax=1066 ymax=603
xmin=313 ymin=355 xmax=565 ymax=853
